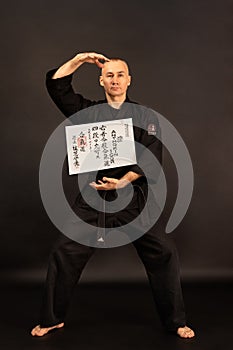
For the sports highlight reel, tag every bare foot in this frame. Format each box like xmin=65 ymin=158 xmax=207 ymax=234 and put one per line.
xmin=177 ymin=325 xmax=195 ymax=338
xmin=31 ymin=322 xmax=64 ymax=337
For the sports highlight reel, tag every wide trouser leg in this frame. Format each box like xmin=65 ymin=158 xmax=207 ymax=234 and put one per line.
xmin=132 ymin=216 xmax=186 ymax=331
xmin=39 ymin=234 xmax=95 ymax=327
xmin=38 ymin=204 xmax=117 ymax=328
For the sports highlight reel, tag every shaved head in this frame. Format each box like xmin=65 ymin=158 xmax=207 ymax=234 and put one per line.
xmin=101 ymin=58 xmax=130 ymax=75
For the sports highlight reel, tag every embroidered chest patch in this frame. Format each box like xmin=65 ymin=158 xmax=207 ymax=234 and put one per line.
xmin=147 ymin=123 xmax=157 ymax=135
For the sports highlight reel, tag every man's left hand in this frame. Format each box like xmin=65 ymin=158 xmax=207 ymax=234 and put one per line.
xmin=89 ymin=177 xmax=129 ymax=191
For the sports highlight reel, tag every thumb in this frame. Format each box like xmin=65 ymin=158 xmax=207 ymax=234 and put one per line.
xmin=95 ymin=58 xmax=104 ymax=68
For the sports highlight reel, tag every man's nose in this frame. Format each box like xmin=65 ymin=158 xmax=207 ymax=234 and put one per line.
xmin=112 ymin=76 xmax=119 ymax=84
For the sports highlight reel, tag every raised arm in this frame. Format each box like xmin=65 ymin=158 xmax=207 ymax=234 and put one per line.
xmin=46 ymin=52 xmax=110 ymax=116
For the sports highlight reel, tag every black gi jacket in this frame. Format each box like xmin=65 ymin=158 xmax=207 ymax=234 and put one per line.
xmin=46 ymin=69 xmax=162 ymax=214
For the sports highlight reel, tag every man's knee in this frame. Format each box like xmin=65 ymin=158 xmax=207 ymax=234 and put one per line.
xmin=160 ymin=239 xmax=178 ymax=263
xmin=137 ymin=237 xmax=178 ymax=266
xmin=50 ymin=239 xmax=94 ymax=264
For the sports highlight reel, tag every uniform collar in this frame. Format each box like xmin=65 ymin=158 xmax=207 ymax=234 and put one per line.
xmin=103 ymin=95 xmax=131 ymax=104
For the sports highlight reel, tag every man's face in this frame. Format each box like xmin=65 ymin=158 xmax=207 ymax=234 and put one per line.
xmin=99 ymin=60 xmax=131 ymax=99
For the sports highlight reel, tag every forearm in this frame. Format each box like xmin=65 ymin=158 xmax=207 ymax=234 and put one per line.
xmin=52 ymin=52 xmax=109 ymax=79
xmin=118 ymin=171 xmax=142 ymax=188
xmin=52 ymin=54 xmax=84 ymax=79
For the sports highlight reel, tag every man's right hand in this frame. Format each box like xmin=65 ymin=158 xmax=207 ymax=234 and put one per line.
xmin=52 ymin=52 xmax=110 ymax=79
xmin=73 ymin=52 xmax=110 ymax=68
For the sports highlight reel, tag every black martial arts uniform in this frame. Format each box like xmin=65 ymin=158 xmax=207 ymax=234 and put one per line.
xmin=38 ymin=69 xmax=187 ymax=331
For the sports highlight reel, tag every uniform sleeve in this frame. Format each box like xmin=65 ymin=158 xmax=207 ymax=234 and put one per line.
xmin=45 ymin=68 xmax=95 ymax=117
xmin=129 ymin=110 xmax=163 ymax=184
xmin=126 ymin=164 xmax=145 ymax=177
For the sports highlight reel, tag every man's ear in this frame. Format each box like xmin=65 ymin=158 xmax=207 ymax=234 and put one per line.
xmin=99 ymin=76 xmax=104 ymax=86
xmin=127 ymin=75 xmax=132 ymax=86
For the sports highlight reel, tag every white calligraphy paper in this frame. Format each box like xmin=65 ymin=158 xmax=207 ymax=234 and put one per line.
xmin=65 ymin=118 xmax=137 ymax=174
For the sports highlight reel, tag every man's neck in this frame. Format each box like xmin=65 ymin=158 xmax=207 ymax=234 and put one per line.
xmin=108 ymin=101 xmax=123 ymax=109
xmin=106 ymin=94 xmax=126 ymax=109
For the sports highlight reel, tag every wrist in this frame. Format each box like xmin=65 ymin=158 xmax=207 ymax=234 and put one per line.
xmin=117 ymin=178 xmax=130 ymax=189
xmin=71 ymin=55 xmax=84 ymax=68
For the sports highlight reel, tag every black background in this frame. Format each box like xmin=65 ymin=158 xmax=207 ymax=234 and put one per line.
xmin=1 ymin=0 xmax=232 ymax=284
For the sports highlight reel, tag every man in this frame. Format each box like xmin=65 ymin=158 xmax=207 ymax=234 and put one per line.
xmin=31 ymin=52 xmax=195 ymax=338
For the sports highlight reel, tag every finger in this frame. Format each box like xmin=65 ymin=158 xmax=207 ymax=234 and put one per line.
xmin=102 ymin=177 xmax=117 ymax=183
xmin=89 ymin=182 xmax=98 ymax=189
xmin=89 ymin=52 xmax=109 ymax=60
xmin=102 ymin=177 xmax=111 ymax=182
xmin=94 ymin=53 xmax=110 ymax=61
xmin=95 ymin=59 xmax=104 ymax=68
